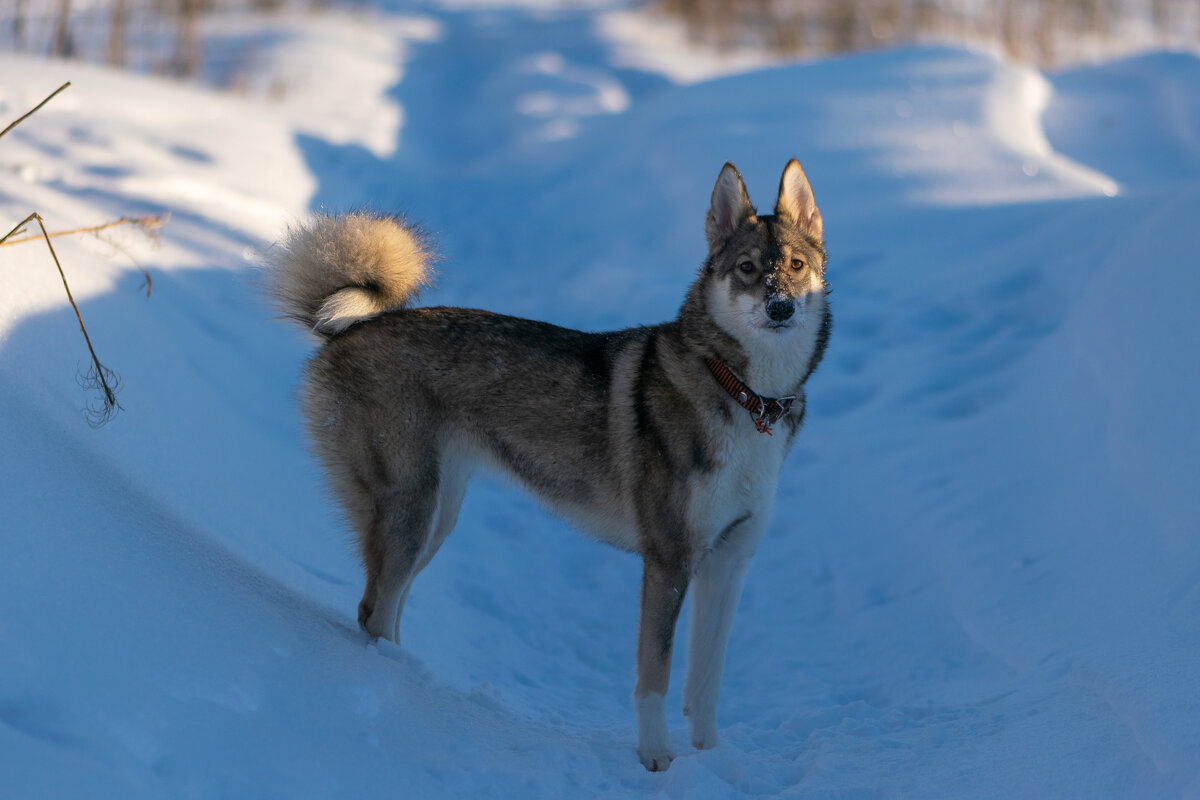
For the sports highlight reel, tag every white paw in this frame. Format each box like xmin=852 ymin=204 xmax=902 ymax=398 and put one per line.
xmin=636 ymin=692 xmax=672 ymax=771
xmin=685 ymin=702 xmax=718 ymax=750
xmin=638 ymin=747 xmax=676 ymax=772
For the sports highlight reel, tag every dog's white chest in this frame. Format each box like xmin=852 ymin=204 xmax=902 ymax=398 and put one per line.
xmin=687 ymin=422 xmax=788 ymax=548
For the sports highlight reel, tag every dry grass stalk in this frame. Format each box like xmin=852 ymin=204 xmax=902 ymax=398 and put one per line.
xmin=1 ymin=213 xmax=123 ymax=426
xmin=0 ymin=81 xmax=70 ymax=141
xmin=1 ymin=81 xmax=162 ymax=426
xmin=0 ymin=213 xmax=168 ymax=248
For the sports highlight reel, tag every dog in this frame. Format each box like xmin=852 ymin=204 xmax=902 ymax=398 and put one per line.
xmin=270 ymin=159 xmax=831 ymax=771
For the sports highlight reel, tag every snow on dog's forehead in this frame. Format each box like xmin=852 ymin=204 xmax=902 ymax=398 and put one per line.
xmin=763 ymin=216 xmax=827 ymax=267
xmin=715 ymin=216 xmax=826 ymax=272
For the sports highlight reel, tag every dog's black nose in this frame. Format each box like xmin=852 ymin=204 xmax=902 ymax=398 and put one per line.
xmin=766 ymin=298 xmax=795 ymax=322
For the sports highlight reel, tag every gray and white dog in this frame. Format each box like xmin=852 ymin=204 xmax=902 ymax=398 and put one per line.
xmin=271 ymin=160 xmax=831 ymax=771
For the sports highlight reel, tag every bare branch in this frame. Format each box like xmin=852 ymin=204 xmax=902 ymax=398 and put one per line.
xmin=0 ymin=213 xmax=168 ymax=247
xmin=0 ymin=82 xmax=71 ymax=142
xmin=1 ymin=213 xmax=36 ymax=245
xmin=95 ymin=233 xmax=156 ymax=298
xmin=35 ymin=212 xmax=122 ymax=425
xmin=5 ymin=212 xmax=123 ymax=426
xmin=2 ymin=82 xmax=132 ymax=425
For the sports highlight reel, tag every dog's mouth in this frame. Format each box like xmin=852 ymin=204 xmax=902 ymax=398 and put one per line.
xmin=763 ymin=314 xmax=802 ymax=331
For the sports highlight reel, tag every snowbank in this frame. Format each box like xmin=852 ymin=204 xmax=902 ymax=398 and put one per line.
xmin=2 ymin=4 xmax=1198 ymax=797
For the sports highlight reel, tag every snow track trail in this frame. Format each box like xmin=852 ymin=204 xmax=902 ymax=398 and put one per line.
xmin=2 ymin=5 xmax=1198 ymax=797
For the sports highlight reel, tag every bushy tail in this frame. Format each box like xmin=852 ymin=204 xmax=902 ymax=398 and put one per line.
xmin=269 ymin=211 xmax=436 ymax=336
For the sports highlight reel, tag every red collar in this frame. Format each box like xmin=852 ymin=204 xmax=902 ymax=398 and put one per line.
xmin=704 ymin=358 xmax=796 ymax=436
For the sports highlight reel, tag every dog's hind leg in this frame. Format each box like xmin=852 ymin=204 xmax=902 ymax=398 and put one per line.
xmin=376 ymin=456 xmax=471 ymax=640
xmin=414 ymin=448 xmax=471 ymax=576
xmin=357 ymin=467 xmax=439 ymax=644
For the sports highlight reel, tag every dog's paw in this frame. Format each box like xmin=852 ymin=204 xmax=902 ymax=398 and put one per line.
xmin=357 ymin=600 xmax=373 ymax=629
xmin=685 ymin=704 xmax=719 ymax=750
xmin=689 ymin=715 xmax=720 ymax=749
xmin=636 ymin=691 xmax=673 ymax=771
xmin=638 ymin=747 xmax=676 ymax=772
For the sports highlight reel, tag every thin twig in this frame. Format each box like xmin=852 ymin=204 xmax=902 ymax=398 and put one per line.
xmin=0 ymin=212 xmax=167 ymax=247
xmin=1 ymin=213 xmax=35 ymax=245
xmin=96 ymin=232 xmax=155 ymax=298
xmin=0 ymin=81 xmax=70 ymax=141
xmin=29 ymin=212 xmax=122 ymax=425
xmin=1 ymin=80 xmax=126 ymax=424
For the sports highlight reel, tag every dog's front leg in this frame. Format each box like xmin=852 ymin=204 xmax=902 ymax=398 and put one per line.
xmin=682 ymin=523 xmax=760 ymax=750
xmin=634 ymin=548 xmax=691 ymax=771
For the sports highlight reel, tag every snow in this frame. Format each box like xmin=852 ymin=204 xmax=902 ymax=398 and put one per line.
xmin=201 ymin=8 xmax=442 ymax=159
xmin=2 ymin=3 xmax=1199 ymax=798
xmin=598 ymin=8 xmax=783 ymax=84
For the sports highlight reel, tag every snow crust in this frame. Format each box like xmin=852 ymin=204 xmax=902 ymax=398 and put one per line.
xmin=2 ymin=4 xmax=1198 ymax=797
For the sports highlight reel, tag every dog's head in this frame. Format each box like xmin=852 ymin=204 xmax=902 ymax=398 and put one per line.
xmin=703 ymin=160 xmax=827 ymax=339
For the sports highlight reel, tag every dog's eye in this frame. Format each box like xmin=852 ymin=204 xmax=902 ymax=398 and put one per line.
xmin=737 ymin=260 xmax=755 ymax=274
xmin=791 ymin=258 xmax=805 ymax=270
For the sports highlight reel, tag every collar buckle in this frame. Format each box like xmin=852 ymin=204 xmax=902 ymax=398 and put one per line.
xmin=705 ymin=357 xmax=797 ymax=436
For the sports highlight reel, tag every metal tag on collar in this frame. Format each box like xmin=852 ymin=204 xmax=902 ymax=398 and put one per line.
xmin=776 ymin=395 xmax=797 ymax=419
xmin=753 ymin=395 xmax=796 ymax=435
xmin=753 ymin=408 xmax=775 ymax=435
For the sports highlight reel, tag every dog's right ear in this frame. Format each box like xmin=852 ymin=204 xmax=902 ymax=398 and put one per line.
xmin=706 ymin=162 xmax=756 ymax=249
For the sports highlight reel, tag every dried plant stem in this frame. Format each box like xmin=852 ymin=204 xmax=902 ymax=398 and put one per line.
xmin=0 ymin=213 xmax=167 ymax=247
xmin=96 ymin=234 xmax=155 ymax=298
xmin=2 ymin=212 xmax=122 ymax=425
xmin=0 ymin=214 xmax=34 ymax=246
xmin=2 ymin=78 xmax=129 ymax=425
xmin=0 ymin=81 xmax=71 ymax=141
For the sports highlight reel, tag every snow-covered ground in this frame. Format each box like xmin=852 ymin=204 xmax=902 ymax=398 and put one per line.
xmin=2 ymin=3 xmax=1198 ymax=797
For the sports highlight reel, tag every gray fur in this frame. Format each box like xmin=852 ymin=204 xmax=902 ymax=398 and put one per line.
xmin=271 ymin=160 xmax=832 ymax=771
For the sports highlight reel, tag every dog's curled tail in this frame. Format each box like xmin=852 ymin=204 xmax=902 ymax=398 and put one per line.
xmin=270 ymin=211 xmax=436 ymax=336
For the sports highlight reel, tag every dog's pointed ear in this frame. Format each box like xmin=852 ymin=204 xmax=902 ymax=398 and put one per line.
xmin=706 ymin=162 xmax=756 ymax=248
xmin=775 ymin=158 xmax=823 ymax=241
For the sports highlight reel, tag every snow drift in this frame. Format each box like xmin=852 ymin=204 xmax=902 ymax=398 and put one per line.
xmin=1 ymin=5 xmax=1198 ymax=797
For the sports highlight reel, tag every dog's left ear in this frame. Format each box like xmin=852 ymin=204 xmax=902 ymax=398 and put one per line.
xmin=775 ymin=159 xmax=823 ymax=241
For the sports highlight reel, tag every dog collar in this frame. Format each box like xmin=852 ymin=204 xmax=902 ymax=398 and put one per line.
xmin=704 ymin=358 xmax=796 ymax=436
